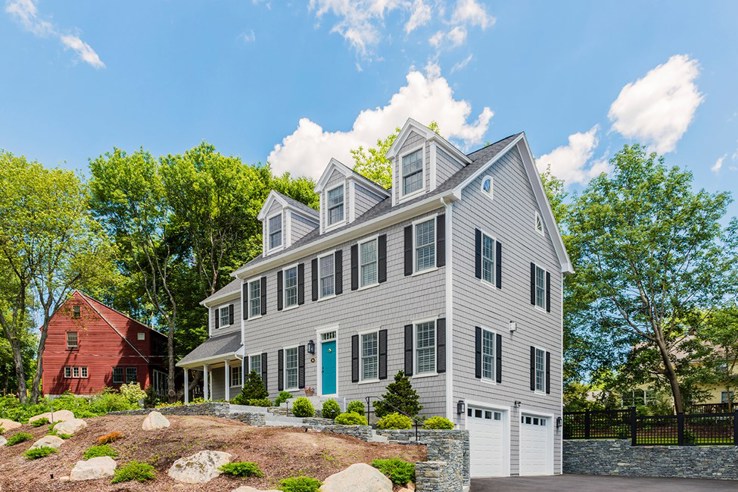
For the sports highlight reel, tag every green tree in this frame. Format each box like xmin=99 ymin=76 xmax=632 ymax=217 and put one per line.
xmin=233 ymin=370 xmax=268 ymax=403
xmin=567 ymin=144 xmax=737 ymax=413
xmin=700 ymin=307 xmax=738 ymax=407
xmin=373 ymin=371 xmax=422 ymax=418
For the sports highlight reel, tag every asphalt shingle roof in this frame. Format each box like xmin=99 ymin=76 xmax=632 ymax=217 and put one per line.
xmin=177 ymin=330 xmax=242 ymax=366
xmin=276 ymin=190 xmax=319 ymax=219
xmin=202 ymin=278 xmax=241 ymax=304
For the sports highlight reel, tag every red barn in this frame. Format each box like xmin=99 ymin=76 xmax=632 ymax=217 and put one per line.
xmin=42 ymin=290 xmax=168 ymax=396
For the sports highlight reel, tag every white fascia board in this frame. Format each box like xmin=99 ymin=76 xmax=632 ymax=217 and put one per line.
xmin=257 ymin=191 xmax=287 ymax=221
xmin=199 ymin=290 xmax=241 ymax=307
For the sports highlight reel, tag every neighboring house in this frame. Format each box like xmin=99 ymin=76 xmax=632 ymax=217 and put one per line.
xmin=178 ymin=118 xmax=572 ymax=477
xmin=42 ymin=290 xmax=168 ymax=396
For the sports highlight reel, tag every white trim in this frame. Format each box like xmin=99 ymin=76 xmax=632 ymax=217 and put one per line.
xmin=282 ymin=263 xmax=300 ymax=309
xmin=387 ymin=118 xmax=471 ymax=165
xmin=217 ymin=304 xmax=231 ymax=330
xmin=324 ymin=182 xmax=347 ymax=232
xmin=265 ymin=210 xmax=284 ymax=256
xmin=317 ymin=250 xmax=337 ymax=300
xmin=412 ymin=214 xmax=438 ymax=275
xmin=518 ymin=408 xmax=555 ymax=476
xmin=480 ymin=175 xmax=494 ymax=201
xmin=533 ymin=263 xmax=547 ymax=311
xmin=464 ymin=399 xmax=512 ymax=477
xmin=282 ymin=344 xmax=300 ymax=391
xmin=245 ymin=276 xmax=263 ymax=320
xmin=177 ymin=352 xmax=238 ymax=368
xmin=478 ymin=326 xmax=497 ymax=384
xmin=535 ymin=211 xmax=544 ymax=236
xmin=285 ymin=210 xmax=293 ymax=248
xmin=429 ymin=141 xmax=437 ymax=191
xmin=315 ymin=158 xmax=389 ymax=197
xmin=413 ymin=316 xmax=438 ymax=376
xmin=247 ymin=352 xmax=263 ymax=375
xmin=224 ymin=359 xmax=230 ymax=401
xmin=398 ymin=143 xmax=427 ymax=203
xmin=478 ymin=228 xmax=497 ymax=287
xmin=348 ymin=180 xmax=356 ymax=223
xmin=315 ymin=324 xmax=340 ymax=396
xmin=444 ymin=202 xmax=454 ymax=419
xmin=532 ymin=345 xmax=547 ymax=394
xmin=358 ymin=328 xmax=380 ymax=382
xmin=357 ymin=235 xmax=379 ymax=289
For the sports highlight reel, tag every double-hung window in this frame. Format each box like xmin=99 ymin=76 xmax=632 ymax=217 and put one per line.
xmin=126 ymin=367 xmax=137 ymax=384
xmin=482 ymin=329 xmax=496 ymax=381
xmin=359 ymin=238 xmax=378 ymax=287
xmin=285 ymin=347 xmax=298 ymax=390
xmin=327 ymin=185 xmax=345 ymax=226
xmin=534 ymin=348 xmax=545 ymax=392
xmin=112 ymin=367 xmax=124 ymax=384
xmin=319 ymin=254 xmax=335 ymax=298
xmin=66 ymin=331 xmax=78 ymax=350
xmin=414 ymin=218 xmax=435 ymax=272
xmin=402 ymin=149 xmax=424 ymax=196
xmin=81 ymin=367 xmax=88 ymax=378
xmin=64 ymin=367 xmax=72 ymax=378
xmin=268 ymin=214 xmax=282 ymax=250
xmin=415 ymin=321 xmax=436 ymax=375
xmin=284 ymin=266 xmax=298 ymax=308
xmin=230 ymin=365 xmax=243 ymax=387
xmin=219 ymin=306 xmax=230 ymax=328
xmin=360 ymin=332 xmax=378 ymax=381
xmin=481 ymin=233 xmax=495 ymax=284
xmin=249 ymin=354 xmax=262 ymax=375
xmin=72 ymin=367 xmax=80 ymax=378
xmin=535 ymin=265 xmax=546 ymax=309
xmin=249 ymin=280 xmax=261 ymax=318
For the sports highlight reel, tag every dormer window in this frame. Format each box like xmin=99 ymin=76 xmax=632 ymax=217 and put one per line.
xmin=327 ymin=185 xmax=345 ymax=226
xmin=268 ymin=214 xmax=282 ymax=250
xmin=402 ymin=149 xmax=424 ymax=196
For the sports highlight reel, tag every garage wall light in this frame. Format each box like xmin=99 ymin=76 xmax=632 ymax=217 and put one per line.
xmin=509 ymin=321 xmax=517 ymax=332
xmin=457 ymin=400 xmax=466 ymax=415
xmin=513 ymin=400 xmax=521 ymax=408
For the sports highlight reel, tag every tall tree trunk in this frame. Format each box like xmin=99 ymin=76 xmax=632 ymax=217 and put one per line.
xmin=9 ymin=337 xmax=28 ymax=404
xmin=655 ymin=336 xmax=684 ymax=413
xmin=167 ymin=316 xmax=176 ymax=403
xmin=30 ymin=316 xmax=51 ymax=403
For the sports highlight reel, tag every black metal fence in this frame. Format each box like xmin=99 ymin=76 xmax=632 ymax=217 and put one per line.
xmin=564 ymin=408 xmax=738 ymax=446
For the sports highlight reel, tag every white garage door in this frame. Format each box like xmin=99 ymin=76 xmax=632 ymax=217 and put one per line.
xmin=467 ymin=406 xmax=508 ymax=477
xmin=519 ymin=414 xmax=553 ymax=476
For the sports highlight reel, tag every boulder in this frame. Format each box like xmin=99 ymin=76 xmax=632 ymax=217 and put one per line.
xmin=232 ymin=487 xmax=281 ymax=492
xmin=167 ymin=450 xmax=232 ymax=484
xmin=142 ymin=411 xmax=170 ymax=431
xmin=398 ymin=484 xmax=415 ymax=492
xmin=320 ymin=463 xmax=393 ymax=492
xmin=54 ymin=418 xmax=88 ymax=436
xmin=30 ymin=435 xmax=64 ymax=450
xmin=29 ymin=410 xmax=75 ymax=424
xmin=70 ymin=456 xmax=117 ymax=481
xmin=0 ymin=436 xmax=6 ymax=446
xmin=0 ymin=418 xmax=22 ymax=432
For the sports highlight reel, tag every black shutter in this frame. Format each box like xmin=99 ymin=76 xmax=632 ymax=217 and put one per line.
xmin=214 ymin=308 xmax=219 ymax=330
xmin=378 ymin=234 xmax=387 ymax=283
xmin=228 ymin=304 xmax=234 ymax=325
xmin=243 ymin=282 xmax=248 ymax=320
xmin=351 ymin=335 xmax=359 ymax=382
xmin=335 ymin=250 xmax=343 ymax=295
xmin=350 ymin=245 xmax=359 ymax=290
xmin=298 ymin=345 xmax=305 ymax=389
xmin=436 ymin=318 xmax=446 ymax=373
xmin=277 ymin=349 xmax=284 ymax=391
xmin=474 ymin=229 xmax=482 ymax=279
xmin=311 ymin=258 xmax=319 ymax=301
xmin=277 ymin=271 xmax=284 ymax=311
xmin=298 ymin=264 xmax=305 ymax=305
xmin=261 ymin=352 xmax=268 ymax=391
xmin=378 ymin=329 xmax=388 ymax=380
xmin=436 ymin=214 xmax=446 ymax=268
xmin=496 ymin=333 xmax=502 ymax=383
xmin=496 ymin=242 xmax=502 ymax=289
xmin=530 ymin=263 xmax=536 ymax=305
xmin=546 ymin=351 xmax=551 ymax=394
xmin=404 ymin=324 xmax=413 ymax=376
xmin=546 ymin=272 xmax=551 ymax=313
xmin=260 ymin=277 xmax=267 ymax=315
xmin=404 ymin=225 xmax=413 ymax=276
xmin=530 ymin=346 xmax=536 ymax=391
xmin=474 ymin=327 xmax=482 ymax=379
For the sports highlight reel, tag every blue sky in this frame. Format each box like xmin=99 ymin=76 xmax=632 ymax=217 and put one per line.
xmin=2 ymin=1 xmax=737 ymax=216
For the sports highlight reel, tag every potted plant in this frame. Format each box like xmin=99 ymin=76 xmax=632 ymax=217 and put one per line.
xmin=304 ymin=386 xmax=315 ymax=397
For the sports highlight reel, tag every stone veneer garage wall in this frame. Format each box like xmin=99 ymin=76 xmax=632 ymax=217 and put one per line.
xmin=564 ymin=440 xmax=738 ymax=480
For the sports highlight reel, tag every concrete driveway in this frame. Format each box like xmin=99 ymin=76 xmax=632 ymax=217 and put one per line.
xmin=471 ymin=474 xmax=738 ymax=491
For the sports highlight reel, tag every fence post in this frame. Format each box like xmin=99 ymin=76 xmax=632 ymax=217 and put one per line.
xmin=733 ymin=410 xmax=738 ymax=446
xmin=584 ymin=410 xmax=591 ymax=439
xmin=630 ymin=406 xmax=637 ymax=446
xmin=677 ymin=413 xmax=685 ymax=446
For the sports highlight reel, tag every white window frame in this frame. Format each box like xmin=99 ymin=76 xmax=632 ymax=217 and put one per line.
xmin=218 ymin=305 xmax=230 ymax=329
xmin=267 ymin=211 xmax=283 ymax=252
xmin=480 ymin=230 xmax=496 ymax=286
xmin=315 ymin=324 xmax=340 ymax=396
xmin=399 ymin=145 xmax=426 ymax=200
xmin=230 ymin=364 xmax=243 ymax=387
xmin=481 ymin=175 xmax=494 ymax=200
xmin=282 ymin=264 xmax=299 ymax=309
xmin=535 ymin=211 xmax=544 ymax=236
xmin=137 ymin=332 xmax=145 ymax=341
xmin=325 ymin=183 xmax=346 ymax=229
xmin=317 ymin=251 xmax=336 ymax=300
xmin=248 ymin=353 xmax=262 ymax=376
xmin=534 ymin=346 xmax=546 ymax=393
xmin=283 ymin=345 xmax=299 ymax=391
xmin=72 ymin=366 xmax=80 ymax=378
xmin=64 ymin=366 xmax=72 ymax=378
xmin=412 ymin=216 xmax=437 ymax=275
xmin=358 ymin=236 xmax=379 ymax=289
xmin=247 ymin=277 xmax=262 ymax=320
xmin=481 ymin=327 xmax=496 ymax=383
xmin=413 ymin=318 xmax=437 ymax=377
xmin=81 ymin=367 xmax=88 ymax=378
xmin=66 ymin=331 xmax=78 ymax=349
xmin=534 ymin=264 xmax=546 ymax=310
xmin=359 ymin=329 xmax=379 ymax=383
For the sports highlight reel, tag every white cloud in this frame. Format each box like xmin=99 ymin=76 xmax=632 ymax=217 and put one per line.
xmin=536 ymin=126 xmax=610 ymax=185
xmin=239 ymin=29 xmax=256 ymax=43
xmin=450 ymin=53 xmax=473 ymax=73
xmin=405 ymin=0 xmax=431 ymax=33
xmin=428 ymin=25 xmax=467 ymax=49
xmin=711 ymin=155 xmax=726 ymax=174
xmin=608 ymin=55 xmax=703 ymax=154
xmin=267 ymin=63 xmax=493 ymax=179
xmin=451 ymin=0 xmax=495 ymax=30
xmin=447 ymin=26 xmax=467 ymax=46
xmin=5 ymin=0 xmax=104 ymax=68
xmin=429 ymin=30 xmax=444 ymax=48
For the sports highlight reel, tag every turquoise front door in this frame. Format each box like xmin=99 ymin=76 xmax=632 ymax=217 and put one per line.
xmin=321 ymin=340 xmax=337 ymax=395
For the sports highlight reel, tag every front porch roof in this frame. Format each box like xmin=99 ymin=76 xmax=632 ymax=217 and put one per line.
xmin=177 ymin=330 xmax=242 ymax=368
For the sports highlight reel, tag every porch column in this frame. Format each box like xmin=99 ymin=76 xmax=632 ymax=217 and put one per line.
xmin=203 ymin=364 xmax=210 ymax=401
xmin=184 ymin=369 xmax=190 ymax=404
xmin=224 ymin=359 xmax=230 ymax=402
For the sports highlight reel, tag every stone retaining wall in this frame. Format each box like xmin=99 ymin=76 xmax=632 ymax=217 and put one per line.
xmin=564 ymin=439 xmax=738 ymax=480
xmin=110 ymin=402 xmax=231 ymax=417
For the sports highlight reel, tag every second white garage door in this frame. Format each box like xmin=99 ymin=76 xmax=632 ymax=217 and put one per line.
xmin=467 ymin=406 xmax=509 ymax=477
xmin=519 ymin=414 xmax=553 ymax=476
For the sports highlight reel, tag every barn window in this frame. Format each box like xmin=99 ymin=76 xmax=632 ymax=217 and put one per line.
xmin=137 ymin=332 xmax=145 ymax=341
xmin=125 ymin=367 xmax=137 ymax=383
xmin=72 ymin=305 xmax=81 ymax=318
xmin=66 ymin=332 xmax=78 ymax=350
xmin=113 ymin=367 xmax=124 ymax=384
xmin=64 ymin=367 xmax=72 ymax=378
xmin=81 ymin=367 xmax=88 ymax=378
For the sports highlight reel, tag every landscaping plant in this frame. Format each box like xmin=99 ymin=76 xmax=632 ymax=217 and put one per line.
xmin=346 ymin=400 xmax=365 ymax=416
xmin=422 ymin=416 xmax=454 ymax=429
xmin=246 ymin=398 xmax=273 ymax=407
xmin=278 ymin=476 xmax=322 ymax=492
xmin=119 ymin=382 xmax=147 ymax=405
xmin=376 ymin=413 xmax=413 ymax=430
xmin=291 ymin=397 xmax=315 ymax=418
xmin=30 ymin=417 xmax=50 ymax=428
xmin=274 ymin=391 xmax=292 ymax=406
xmin=334 ymin=412 xmax=368 ymax=426
xmin=320 ymin=399 xmax=340 ymax=419
xmin=111 ymin=461 xmax=156 ymax=483
xmin=219 ymin=461 xmax=264 ymax=478
xmin=83 ymin=444 xmax=119 ymax=460
xmin=373 ymin=371 xmax=422 ymax=418
xmin=24 ymin=446 xmax=58 ymax=460
xmin=232 ymin=371 xmax=269 ymax=405
xmin=5 ymin=432 xmax=33 ymax=446
xmin=372 ymin=458 xmax=415 ymax=486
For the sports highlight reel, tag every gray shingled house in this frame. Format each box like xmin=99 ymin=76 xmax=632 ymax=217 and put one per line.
xmin=177 ymin=118 xmax=572 ymax=477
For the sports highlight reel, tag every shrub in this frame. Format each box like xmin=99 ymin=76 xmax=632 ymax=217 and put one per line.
xmin=30 ymin=417 xmax=50 ymax=428
xmin=372 ymin=458 xmax=415 ymax=486
xmin=274 ymin=391 xmax=292 ymax=406
xmin=89 ymin=392 xmax=137 ymax=414
xmin=278 ymin=476 xmax=322 ymax=492
xmin=119 ymin=382 xmax=146 ymax=405
xmin=373 ymin=371 xmax=421 ymax=418
xmin=291 ymin=397 xmax=315 ymax=418
xmin=96 ymin=431 xmax=124 ymax=445
xmin=232 ymin=371 xmax=269 ymax=405
xmin=346 ymin=400 xmax=365 ymax=416
xmin=422 ymin=416 xmax=454 ymax=430
xmin=111 ymin=461 xmax=156 ymax=483
xmin=5 ymin=432 xmax=33 ymax=446
xmin=24 ymin=446 xmax=57 ymax=460
xmin=219 ymin=461 xmax=264 ymax=478
xmin=83 ymin=444 xmax=119 ymax=460
xmin=321 ymin=399 xmax=340 ymax=419
xmin=334 ymin=412 xmax=368 ymax=426
xmin=376 ymin=413 xmax=413 ymax=430
xmin=246 ymin=398 xmax=273 ymax=407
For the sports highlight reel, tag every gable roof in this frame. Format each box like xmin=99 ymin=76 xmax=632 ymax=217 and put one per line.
xmin=315 ymin=158 xmax=390 ymax=197
xmin=176 ymin=330 xmax=242 ymax=367
xmin=386 ymin=118 xmax=472 ymax=165
xmin=257 ymin=190 xmax=320 ymax=222
xmin=201 ymin=278 xmax=241 ymax=307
